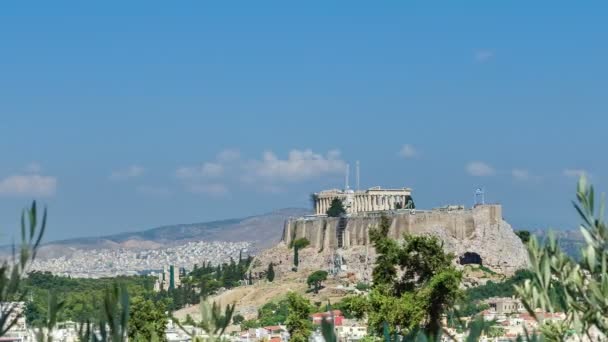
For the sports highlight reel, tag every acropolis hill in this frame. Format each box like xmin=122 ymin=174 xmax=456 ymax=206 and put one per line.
xmin=251 ymin=185 xmax=529 ymax=281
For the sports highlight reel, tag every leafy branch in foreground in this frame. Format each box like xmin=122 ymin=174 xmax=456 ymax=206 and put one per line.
xmin=77 ymin=283 xmax=131 ymax=342
xmin=516 ymin=176 xmax=608 ymax=340
xmin=172 ymin=296 xmax=235 ymax=342
xmin=0 ymin=201 xmax=46 ymax=336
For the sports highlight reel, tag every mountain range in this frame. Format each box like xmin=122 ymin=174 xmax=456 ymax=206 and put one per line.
xmin=28 ymin=208 xmax=309 ymax=259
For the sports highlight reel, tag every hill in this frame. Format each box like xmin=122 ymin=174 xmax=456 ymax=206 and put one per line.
xmin=28 ymin=208 xmax=309 ymax=259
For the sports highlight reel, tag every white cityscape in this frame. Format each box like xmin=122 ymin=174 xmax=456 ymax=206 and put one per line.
xmin=30 ymin=240 xmax=252 ymax=278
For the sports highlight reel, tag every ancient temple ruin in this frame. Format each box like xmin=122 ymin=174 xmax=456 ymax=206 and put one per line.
xmin=313 ymin=186 xmax=413 ymax=215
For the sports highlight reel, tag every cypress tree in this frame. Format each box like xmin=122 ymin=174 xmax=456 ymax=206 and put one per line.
xmin=294 ymin=246 xmax=300 ymax=268
xmin=267 ymin=263 xmax=275 ymax=282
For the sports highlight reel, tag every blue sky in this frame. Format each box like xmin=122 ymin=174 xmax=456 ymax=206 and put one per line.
xmin=1 ymin=1 xmax=606 ymax=243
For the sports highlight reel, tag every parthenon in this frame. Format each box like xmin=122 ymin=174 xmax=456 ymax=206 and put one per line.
xmin=314 ymin=186 xmax=413 ymax=215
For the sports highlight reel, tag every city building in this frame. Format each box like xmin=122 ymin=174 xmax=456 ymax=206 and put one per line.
xmin=154 ymin=265 xmax=182 ymax=292
xmin=311 ymin=310 xmax=344 ymax=326
xmin=485 ymin=296 xmax=525 ymax=315
xmin=335 ymin=324 xmax=368 ymax=342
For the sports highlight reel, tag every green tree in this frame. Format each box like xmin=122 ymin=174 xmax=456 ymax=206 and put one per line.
xmin=294 ymin=246 xmax=299 ymax=269
xmin=291 ymin=238 xmax=310 ymax=250
xmin=267 ymin=263 xmax=275 ymax=282
xmin=128 ymin=296 xmax=168 ymax=342
xmin=285 ymin=292 xmax=312 ymax=342
xmin=306 ymin=270 xmax=328 ymax=294
xmin=516 ymin=177 xmax=608 ymax=340
xmin=369 ymin=215 xmax=399 ymax=287
xmin=515 ymin=230 xmax=531 ymax=244
xmin=326 ymin=198 xmax=346 ymax=217
xmin=363 ymin=214 xmax=462 ymax=339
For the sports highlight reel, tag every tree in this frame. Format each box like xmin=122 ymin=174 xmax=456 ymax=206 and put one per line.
xmin=285 ymin=292 xmax=312 ymax=342
xmin=326 ymin=198 xmax=346 ymax=217
xmin=128 ymin=296 xmax=168 ymax=342
xmin=291 ymin=238 xmax=310 ymax=250
xmin=307 ymin=271 xmax=328 ymax=294
xmin=516 ymin=177 xmax=608 ymax=340
xmin=321 ymin=301 xmax=337 ymax=342
xmin=362 ymin=214 xmax=462 ymax=339
xmin=293 ymin=246 xmax=299 ymax=269
xmin=515 ymin=230 xmax=531 ymax=244
xmin=267 ymin=263 xmax=275 ymax=282
xmin=369 ymin=215 xmax=399 ymax=287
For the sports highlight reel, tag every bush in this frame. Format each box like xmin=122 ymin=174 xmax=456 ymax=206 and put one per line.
xmin=355 ymin=282 xmax=370 ymax=291
xmin=232 ymin=314 xmax=245 ymax=325
xmin=290 ymin=238 xmax=310 ymax=250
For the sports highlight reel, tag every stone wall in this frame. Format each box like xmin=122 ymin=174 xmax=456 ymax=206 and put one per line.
xmin=280 ymin=204 xmax=528 ymax=275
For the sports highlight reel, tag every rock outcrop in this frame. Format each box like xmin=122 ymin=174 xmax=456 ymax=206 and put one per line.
xmin=251 ymin=204 xmax=529 ymax=280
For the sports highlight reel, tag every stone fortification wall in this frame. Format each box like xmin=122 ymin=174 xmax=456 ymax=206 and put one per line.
xmin=280 ymin=205 xmax=528 ymax=275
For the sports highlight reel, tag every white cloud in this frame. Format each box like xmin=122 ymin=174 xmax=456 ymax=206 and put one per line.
xmin=511 ymin=169 xmax=530 ymax=181
xmin=110 ymin=165 xmax=145 ymax=180
xmin=187 ymin=183 xmax=229 ymax=196
xmin=466 ymin=161 xmax=495 ymax=177
xmin=176 ymin=148 xmax=344 ymax=195
xmin=24 ymin=162 xmax=42 ymax=173
xmin=176 ymin=162 xmax=223 ymax=179
xmin=474 ymin=50 xmax=494 ymax=63
xmin=217 ymin=149 xmax=241 ymax=162
xmin=0 ymin=174 xmax=57 ymax=197
xmin=245 ymin=149 xmax=346 ymax=183
xmin=398 ymin=144 xmax=418 ymax=158
xmin=563 ymin=169 xmax=589 ymax=178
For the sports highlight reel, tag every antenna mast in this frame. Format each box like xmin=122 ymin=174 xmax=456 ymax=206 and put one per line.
xmin=356 ymin=160 xmax=360 ymax=191
xmin=345 ymin=163 xmax=350 ymax=190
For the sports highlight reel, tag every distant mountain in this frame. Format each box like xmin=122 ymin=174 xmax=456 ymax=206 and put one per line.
xmin=531 ymin=228 xmax=584 ymax=260
xmin=30 ymin=208 xmax=309 ymax=259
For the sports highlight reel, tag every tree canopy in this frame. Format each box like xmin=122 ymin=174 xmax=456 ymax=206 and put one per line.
xmin=267 ymin=263 xmax=275 ymax=282
xmin=326 ymin=198 xmax=346 ymax=217
xmin=128 ymin=296 xmax=168 ymax=342
xmin=285 ymin=292 xmax=312 ymax=342
xmin=307 ymin=270 xmax=328 ymax=294
xmin=363 ymin=214 xmax=462 ymax=339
